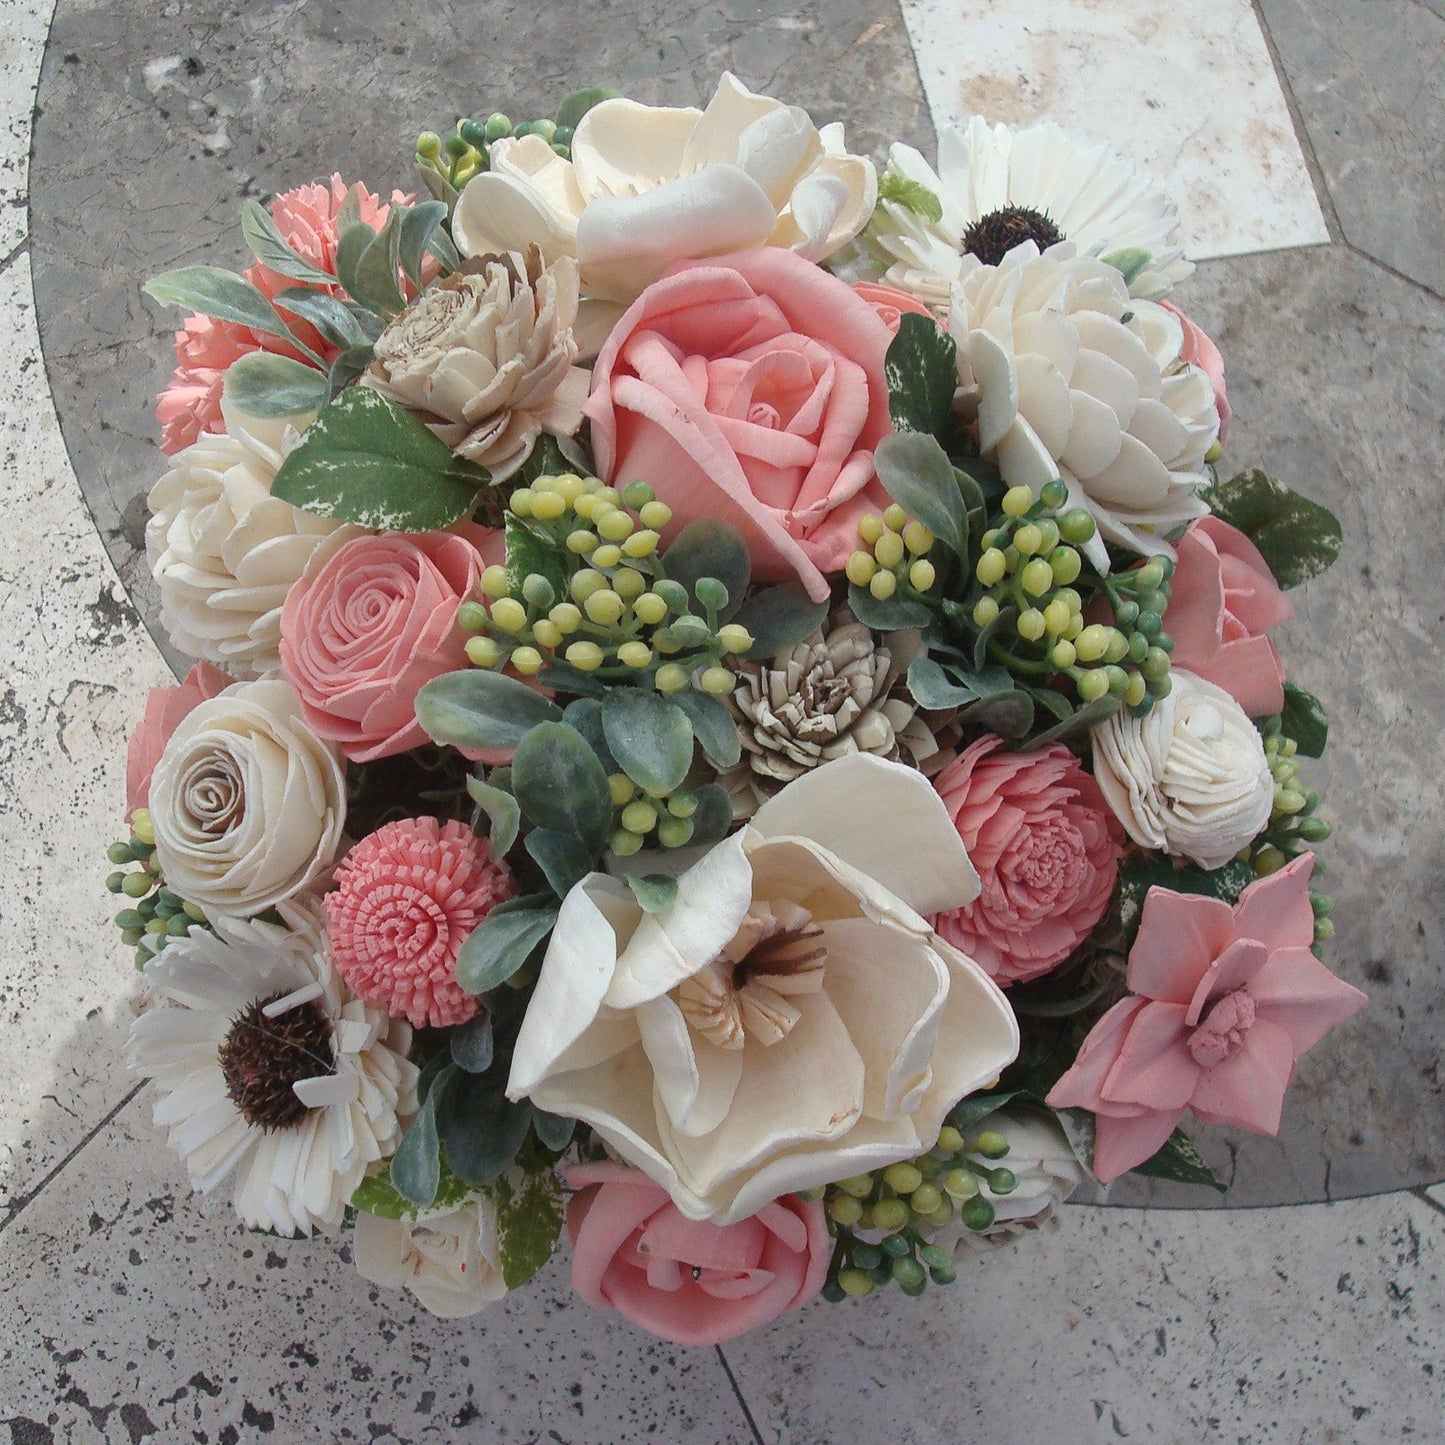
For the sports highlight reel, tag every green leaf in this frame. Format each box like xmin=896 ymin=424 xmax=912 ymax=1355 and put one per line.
xmin=877 ymin=172 xmax=944 ymax=224
xmin=601 ymin=689 xmax=695 ymax=795
xmin=884 ymin=311 xmax=957 ymax=437
xmin=537 ymin=663 xmax=607 ymax=698
xmin=240 ymin=199 xmax=338 ymax=286
xmin=1053 ymin=1107 xmax=1097 ymax=1177
xmin=427 ymin=223 xmax=461 ymax=275
xmin=659 ymin=520 xmax=750 ymax=622
xmin=1116 ymin=855 xmax=1256 ymax=938
xmin=688 ymin=784 xmax=733 ymax=846
xmin=526 ymin=827 xmax=595 ymax=898
xmin=453 ymin=895 xmax=559 ymax=994
xmin=351 ymin=1156 xmax=478 ymax=1220
xmin=439 ymin=1079 xmax=533 ymax=1187
xmin=1203 ymin=469 xmax=1342 ymax=589
xmin=874 ymin=431 xmax=969 ymax=556
xmin=512 ymin=721 xmax=613 ymax=853
xmin=561 ymin=697 xmax=619 ymax=772
xmin=144 ymin=266 xmax=306 ymax=352
xmin=1131 ymin=1126 xmax=1227 ymax=1192
xmin=466 ymin=773 xmax=521 ymax=858
xmin=906 ymin=656 xmax=985 ymax=710
xmin=505 ymin=512 xmax=569 ymax=602
xmin=326 ymin=344 xmax=375 ymax=401
xmin=270 ymin=385 xmax=489 ymax=529
xmin=271 ymin=287 xmax=375 ymax=352
xmin=1279 ymin=682 xmax=1328 ymax=757
xmin=349 ymin=208 xmax=407 ymax=317
xmin=493 ymin=1166 xmax=565 ymax=1289
xmin=1101 ymin=248 xmax=1153 ymax=287
xmin=670 ymin=688 xmax=742 ymax=770
xmin=973 ymin=688 xmax=1035 ymax=738
xmin=847 ymin=583 xmax=933 ymax=630
xmin=389 ymin=1093 xmax=441 ymax=1208
xmin=334 ymin=221 xmax=376 ymax=306
xmin=449 ymin=1011 xmax=495 ymax=1073
xmin=398 ymin=201 xmax=448 ymax=288
xmin=556 ymin=86 xmax=621 ymax=130
xmin=1021 ymin=692 xmax=1124 ymax=749
xmin=221 ymin=353 xmax=328 ymax=418
xmin=731 ymin=584 xmax=828 ymax=659
xmin=531 ymin=1110 xmax=576 ymax=1152
xmin=626 ymin=873 xmax=679 ymax=913
xmin=416 ymin=668 xmax=564 ymax=752
xmin=946 ymin=1089 xmax=1024 ymax=1136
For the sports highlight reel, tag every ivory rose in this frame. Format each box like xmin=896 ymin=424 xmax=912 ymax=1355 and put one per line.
xmin=124 ymin=661 xmax=231 ymax=817
xmin=566 ymin=1162 xmax=830 ymax=1345
xmin=508 ymin=754 xmax=1018 ymax=1225
xmin=584 ymin=248 xmax=896 ymax=602
xmin=353 ymin=1196 xmax=508 ymax=1318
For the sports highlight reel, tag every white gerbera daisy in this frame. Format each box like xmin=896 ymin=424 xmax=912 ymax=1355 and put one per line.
xmin=126 ymin=901 xmax=418 ymax=1237
xmin=849 ymin=116 xmax=1193 ymax=308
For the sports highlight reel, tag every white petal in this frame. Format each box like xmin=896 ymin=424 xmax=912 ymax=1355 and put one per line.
xmin=573 ymin=97 xmax=701 ymax=197
xmin=1060 ymin=389 xmax=1124 ymax=478
xmin=1014 ymin=353 xmax=1073 ymax=457
xmin=680 ymin=72 xmax=776 ymax=171
xmin=997 ymin=414 xmax=1061 ymax=495
xmin=637 ymin=995 xmax=742 ymax=1138
xmin=969 ymin=329 xmax=1020 ymax=454
xmin=451 ymin=172 xmax=577 ymax=264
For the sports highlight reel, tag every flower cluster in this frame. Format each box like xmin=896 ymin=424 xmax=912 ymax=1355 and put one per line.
xmin=113 ymin=74 xmax=1361 ymax=1346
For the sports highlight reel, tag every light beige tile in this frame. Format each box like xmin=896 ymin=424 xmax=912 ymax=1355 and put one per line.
xmin=0 ymin=1 xmax=52 ymax=259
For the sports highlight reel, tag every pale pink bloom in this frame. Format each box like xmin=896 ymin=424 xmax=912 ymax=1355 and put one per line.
xmin=1047 ymin=854 xmax=1366 ymax=1182
xmin=323 ymin=817 xmax=517 ymax=1029
xmin=850 ymin=281 xmax=934 ymax=336
xmin=1160 ymin=300 xmax=1230 ymax=443
xmin=565 ymin=1162 xmax=830 ymax=1346
xmin=931 ymin=736 xmax=1124 ymax=986
xmin=123 ymin=660 xmax=231 ymax=817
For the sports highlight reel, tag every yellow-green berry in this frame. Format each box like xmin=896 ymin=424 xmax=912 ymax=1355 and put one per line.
xmin=1014 ymin=523 xmax=1043 ymax=556
xmin=591 ymin=543 xmax=623 ymax=569
xmin=549 ymin=602 xmax=583 ymax=634
xmin=639 ymin=500 xmax=672 ymax=529
xmin=908 ymin=559 xmax=936 ymax=592
xmin=903 ymin=521 xmax=934 ymax=555
xmin=973 ymin=595 xmax=1000 ymax=627
xmin=857 ymin=514 xmax=884 ymax=545
xmin=1020 ymin=558 xmax=1054 ymax=596
xmin=846 ymin=551 xmax=877 ymax=587
xmin=481 ymin=564 xmax=510 ymax=600
xmin=598 ymin=509 xmax=634 ymax=542
xmin=565 ymin=641 xmax=605 ymax=671
xmin=570 ymin=569 xmax=607 ymax=602
xmin=511 ymin=646 xmax=543 ymax=675
xmin=839 ymin=1269 xmax=874 ymax=1298
xmin=657 ymin=815 xmax=694 ymax=848
xmin=608 ymin=773 xmax=636 ymax=807
xmin=633 ymin=592 xmax=668 ymax=625
xmin=490 ymin=598 xmax=527 ymax=633
xmin=872 ymin=1198 xmax=910 ymax=1232
xmin=1043 ymin=598 xmax=1072 ymax=634
xmin=1002 ymin=485 xmax=1034 ymax=517
xmin=875 ymin=531 xmax=905 ymax=568
xmin=611 ymin=829 xmax=644 ymax=857
xmin=613 ymin=567 xmax=647 ymax=602
xmin=584 ymin=589 xmax=625 ymax=626
xmin=883 ymin=503 xmax=908 ymax=532
xmin=508 ymin=489 xmax=535 ymax=518
xmin=655 ymin=662 xmax=690 ymax=694
xmin=936 ymin=1125 xmax=965 ymax=1155
xmin=131 ymin=809 xmax=156 ymax=847
xmin=617 ymin=641 xmax=653 ymax=669
xmin=976 ymin=547 xmax=1008 ymax=586
xmin=716 ymin=623 xmax=753 ymax=654
xmin=1049 ymin=545 xmax=1082 ymax=585
xmin=531 ymin=619 xmax=563 ymax=651
xmin=700 ymin=666 xmax=735 ymax=697
xmin=1074 ymin=624 xmax=1110 ymax=663
xmin=566 ymin=529 xmax=599 ymax=554
xmin=531 ymin=490 xmax=566 ymax=521
xmin=623 ymin=530 xmax=659 ymax=558
xmin=1077 ymin=668 xmax=1111 ymax=702
xmin=466 ymin=636 xmax=504 ymax=667
xmin=882 ymin=1162 xmax=923 ymax=1194
xmin=829 ymin=1194 xmax=865 ymax=1226
xmin=869 ymin=569 xmax=897 ymax=600
xmin=621 ymin=800 xmax=657 ymax=834
xmin=1017 ymin=608 xmax=1046 ymax=642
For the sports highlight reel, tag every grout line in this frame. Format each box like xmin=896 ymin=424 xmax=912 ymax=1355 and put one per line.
xmin=0 ymin=239 xmax=27 ymax=277
xmin=1345 ymin=242 xmax=1445 ymax=304
xmin=1412 ymin=1187 xmax=1445 ymax=1223
xmin=0 ymin=1083 xmax=144 ymax=1236
xmin=715 ymin=1345 xmax=768 ymax=1445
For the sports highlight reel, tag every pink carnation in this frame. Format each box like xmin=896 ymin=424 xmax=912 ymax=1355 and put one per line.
xmin=123 ymin=661 xmax=231 ymax=817
xmin=323 ymin=817 xmax=517 ymax=1029
xmin=930 ymin=736 xmax=1124 ymax=986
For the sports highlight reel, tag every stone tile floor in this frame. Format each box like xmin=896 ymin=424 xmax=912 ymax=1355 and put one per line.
xmin=1 ymin=1 xmax=1442 ymax=1440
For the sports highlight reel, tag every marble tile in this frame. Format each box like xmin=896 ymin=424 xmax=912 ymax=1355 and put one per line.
xmin=900 ymin=0 xmax=1330 ymax=259
xmin=1259 ymin=0 xmax=1445 ymax=296
xmin=0 ymin=1 xmax=51 ymax=261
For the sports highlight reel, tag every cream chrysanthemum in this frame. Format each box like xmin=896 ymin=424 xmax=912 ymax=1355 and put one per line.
xmin=847 ymin=117 xmax=1192 ymax=308
xmin=126 ymin=901 xmax=418 ymax=1237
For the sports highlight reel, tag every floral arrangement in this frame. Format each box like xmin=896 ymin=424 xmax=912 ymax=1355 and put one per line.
xmin=109 ymin=76 xmax=1366 ymax=1343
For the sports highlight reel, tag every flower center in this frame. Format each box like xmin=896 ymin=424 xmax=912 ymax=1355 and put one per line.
xmin=676 ymin=899 xmax=827 ymax=1050
xmin=1186 ymin=988 xmax=1257 ymax=1068
xmin=961 ymin=205 xmax=1065 ymax=266
xmin=178 ymin=751 xmax=244 ymax=836
xmin=218 ymin=991 xmax=336 ymax=1131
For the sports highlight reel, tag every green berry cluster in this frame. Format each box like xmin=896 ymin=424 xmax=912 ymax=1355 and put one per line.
xmin=415 ymin=113 xmax=573 ymax=192
xmin=845 ymin=504 xmax=938 ymax=601
xmin=460 ymin=474 xmax=753 ymax=694
xmin=104 ymin=808 xmax=207 ymax=969
xmin=820 ymin=1125 xmax=1017 ymax=1301
xmin=607 ymin=773 xmax=701 ymax=855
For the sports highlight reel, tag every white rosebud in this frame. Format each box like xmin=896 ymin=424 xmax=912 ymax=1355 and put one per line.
xmin=1091 ymin=669 xmax=1272 ymax=870
xmin=353 ymin=1196 xmax=508 ymax=1319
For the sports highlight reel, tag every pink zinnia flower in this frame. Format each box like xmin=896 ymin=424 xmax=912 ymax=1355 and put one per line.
xmin=930 ymin=736 xmax=1124 ymax=986
xmin=1047 ymin=854 xmax=1366 ymax=1182
xmin=324 ymin=818 xmax=517 ymax=1029
xmin=123 ymin=660 xmax=231 ymax=817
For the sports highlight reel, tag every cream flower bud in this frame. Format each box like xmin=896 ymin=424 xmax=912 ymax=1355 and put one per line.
xmin=353 ymin=1196 xmax=508 ymax=1318
xmin=1090 ymin=669 xmax=1272 ymax=870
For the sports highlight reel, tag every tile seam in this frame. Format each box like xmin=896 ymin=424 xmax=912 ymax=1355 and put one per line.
xmin=715 ymin=1345 xmax=768 ymax=1445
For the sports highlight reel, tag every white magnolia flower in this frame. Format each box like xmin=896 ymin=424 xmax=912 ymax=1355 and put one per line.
xmin=149 ymin=678 xmax=346 ymax=918
xmin=1091 ymin=669 xmax=1273 ymax=870
xmin=125 ymin=901 xmax=417 ymax=1237
xmin=950 ymin=241 xmax=1217 ymax=567
xmin=353 ymin=1197 xmax=508 ymax=1319
xmin=146 ymin=397 xmax=363 ymax=675
xmin=850 ymin=116 xmax=1192 ymax=308
xmin=452 ymin=73 xmax=876 ymax=307
xmin=507 ymin=754 xmax=1018 ymax=1226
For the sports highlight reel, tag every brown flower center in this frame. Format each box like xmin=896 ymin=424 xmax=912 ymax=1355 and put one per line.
xmin=218 ymin=991 xmax=336 ymax=1130
xmin=962 ymin=205 xmax=1065 ymax=266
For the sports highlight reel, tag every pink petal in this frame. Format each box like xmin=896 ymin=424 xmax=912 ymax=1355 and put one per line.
xmin=1187 ymin=1017 xmax=1297 ymax=1134
xmin=1126 ymin=890 xmax=1237 ymax=1003
xmin=1248 ymin=946 xmax=1367 ymax=1054
xmin=1099 ymin=1001 xmax=1196 ymax=1109
xmin=1092 ymin=1108 xmax=1186 ymax=1184
xmin=566 ymin=1183 xmax=665 ymax=1310
xmin=1231 ymin=853 xmax=1317 ymax=953
xmin=1185 ymin=938 xmax=1270 ymax=1026
xmin=1046 ymin=997 xmax=1148 ymax=1112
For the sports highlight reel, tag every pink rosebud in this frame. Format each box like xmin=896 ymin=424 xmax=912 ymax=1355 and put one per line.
xmin=850 ymin=282 xmax=935 ymax=336
xmin=323 ymin=817 xmax=517 ymax=1029
xmin=123 ymin=661 xmax=231 ymax=817
xmin=565 ymin=1163 xmax=830 ymax=1346
xmin=279 ymin=526 xmax=499 ymax=763
xmin=1161 ymin=300 xmax=1230 ymax=444
xmin=930 ymin=736 xmax=1124 ymax=986
xmin=1047 ymin=854 xmax=1366 ymax=1182
xmin=1166 ymin=516 xmax=1294 ymax=718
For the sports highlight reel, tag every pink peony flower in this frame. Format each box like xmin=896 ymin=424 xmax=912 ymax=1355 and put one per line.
xmin=1047 ymin=853 xmax=1366 ymax=1182
xmin=930 ymin=736 xmax=1124 ymax=986
xmin=279 ymin=525 xmax=500 ymax=763
xmin=584 ymin=248 xmax=896 ymax=603
xmin=1166 ymin=516 xmax=1294 ymax=719
xmin=123 ymin=660 xmax=231 ymax=817
xmin=565 ymin=1162 xmax=830 ymax=1346
xmin=850 ymin=282 xmax=935 ymax=336
xmin=1161 ymin=300 xmax=1230 ymax=444
xmin=323 ymin=817 xmax=517 ymax=1029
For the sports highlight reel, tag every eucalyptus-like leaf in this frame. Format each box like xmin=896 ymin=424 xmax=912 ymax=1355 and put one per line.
xmin=334 ymin=221 xmax=375 ymax=306
xmin=731 ymin=584 xmax=828 ymax=658
xmin=906 ymin=655 xmax=988 ymax=710
xmin=874 ymin=431 xmax=968 ymax=556
xmin=847 ymin=583 xmax=933 ymax=631
xmin=659 ymin=520 xmax=750 ymax=622
xmin=453 ymin=895 xmax=560 ymax=994
xmin=561 ymin=697 xmax=619 ymax=772
xmin=351 ymin=208 xmax=407 ymax=317
xmin=240 ymin=199 xmax=339 ymax=286
xmin=326 ymin=345 xmax=375 ymax=402
xmin=1021 ymin=692 xmax=1123 ymax=749
xmin=971 ymin=689 xmax=1034 ymax=738
xmin=526 ymin=827 xmax=595 ymax=899
xmin=399 ymin=201 xmax=449 ymax=288
xmin=271 ymin=287 xmax=375 ymax=352
xmin=626 ymin=873 xmax=680 ymax=913
xmin=512 ymin=722 xmax=613 ymax=853
xmin=389 ymin=1093 xmax=441 ymax=1208
xmin=688 ymin=784 xmax=733 ymax=847
xmin=601 ymin=689 xmax=694 ymax=795
xmin=449 ymin=1011 xmax=495 ymax=1073
xmin=531 ymin=1110 xmax=576 ymax=1153
xmin=670 ymin=687 xmax=742 ymax=770
xmin=440 ymin=1079 xmax=533 ymax=1187
xmin=221 ymin=353 xmax=328 ymax=419
xmin=556 ymin=86 xmax=622 ymax=130
xmin=145 ymin=266 xmax=326 ymax=366
xmin=466 ymin=773 xmax=521 ymax=859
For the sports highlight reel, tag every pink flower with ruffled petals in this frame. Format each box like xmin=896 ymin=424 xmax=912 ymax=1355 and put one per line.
xmin=124 ymin=661 xmax=231 ymax=816
xmin=324 ymin=817 xmax=517 ymax=1029
xmin=1047 ymin=854 xmax=1366 ymax=1182
xmin=565 ymin=1162 xmax=830 ymax=1346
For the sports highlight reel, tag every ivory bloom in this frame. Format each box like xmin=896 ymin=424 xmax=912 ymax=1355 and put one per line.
xmin=353 ymin=1197 xmax=508 ymax=1318
xmin=507 ymin=755 xmax=1018 ymax=1226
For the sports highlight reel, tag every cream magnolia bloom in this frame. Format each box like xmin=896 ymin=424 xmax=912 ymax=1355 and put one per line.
xmin=950 ymin=242 xmax=1217 ymax=568
xmin=353 ymin=1197 xmax=508 ymax=1318
xmin=146 ymin=398 xmax=363 ymax=675
xmin=508 ymin=755 xmax=1018 ymax=1226
xmin=452 ymin=73 xmax=876 ymax=307
xmin=1091 ymin=669 xmax=1273 ymax=870
xmin=149 ymin=678 xmax=346 ymax=918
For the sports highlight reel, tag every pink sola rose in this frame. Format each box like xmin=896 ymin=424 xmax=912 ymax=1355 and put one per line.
xmin=565 ymin=1162 xmax=830 ymax=1347
xmin=323 ymin=817 xmax=517 ymax=1030
xmin=1160 ymin=300 xmax=1230 ymax=444
xmin=279 ymin=524 xmax=501 ymax=763
xmin=584 ymin=248 xmax=895 ymax=603
xmin=123 ymin=661 xmax=231 ymax=818
xmin=930 ymin=736 xmax=1124 ymax=986
xmin=851 ymin=281 xmax=934 ymax=336
xmin=1165 ymin=515 xmax=1294 ymax=719
xmin=1047 ymin=853 xmax=1366 ymax=1182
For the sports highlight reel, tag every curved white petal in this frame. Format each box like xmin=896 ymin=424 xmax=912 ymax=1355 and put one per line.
xmin=572 ymin=97 xmax=702 ymax=199
xmin=451 ymin=172 xmax=578 ymax=263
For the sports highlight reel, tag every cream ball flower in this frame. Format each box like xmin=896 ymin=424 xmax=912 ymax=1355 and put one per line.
xmin=353 ymin=1196 xmax=508 ymax=1318
xmin=507 ymin=754 xmax=1018 ymax=1226
xmin=950 ymin=241 xmax=1217 ymax=568
xmin=452 ymin=73 xmax=875 ymax=307
xmin=149 ymin=678 xmax=346 ymax=919
xmin=125 ymin=901 xmax=418 ymax=1237
xmin=146 ymin=397 xmax=363 ymax=675
xmin=363 ymin=248 xmax=590 ymax=481
xmin=1091 ymin=669 xmax=1273 ymax=870
xmin=848 ymin=116 xmax=1192 ymax=309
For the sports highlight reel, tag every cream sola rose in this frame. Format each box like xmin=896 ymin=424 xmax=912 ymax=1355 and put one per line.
xmin=353 ymin=1195 xmax=507 ymax=1319
xmin=507 ymin=755 xmax=1019 ymax=1226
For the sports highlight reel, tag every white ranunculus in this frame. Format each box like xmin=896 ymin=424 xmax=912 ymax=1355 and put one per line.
xmin=146 ymin=397 xmax=363 ymax=676
xmin=353 ymin=1197 xmax=508 ymax=1318
xmin=149 ymin=678 xmax=347 ymax=918
xmin=949 ymin=241 xmax=1217 ymax=569
xmin=1091 ymin=669 xmax=1273 ymax=870
xmin=451 ymin=73 xmax=876 ymax=307
xmin=507 ymin=754 xmax=1018 ymax=1226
